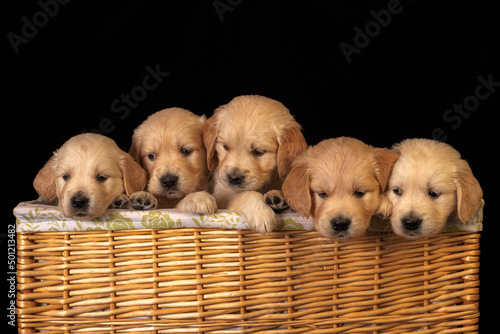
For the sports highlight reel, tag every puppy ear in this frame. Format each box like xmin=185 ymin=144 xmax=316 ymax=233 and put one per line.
xmin=201 ymin=113 xmax=218 ymax=171
xmin=282 ymin=156 xmax=312 ymax=218
xmin=373 ymin=148 xmax=399 ymax=191
xmin=120 ymin=153 xmax=147 ymax=196
xmin=375 ymin=193 xmax=393 ymax=219
xmin=33 ymin=154 xmax=58 ymax=200
xmin=455 ymin=160 xmax=483 ymax=223
xmin=277 ymin=124 xmax=308 ymax=180
xmin=128 ymin=132 xmax=142 ymax=166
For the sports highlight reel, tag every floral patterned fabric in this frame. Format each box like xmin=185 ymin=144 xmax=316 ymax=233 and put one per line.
xmin=14 ymin=199 xmax=484 ymax=233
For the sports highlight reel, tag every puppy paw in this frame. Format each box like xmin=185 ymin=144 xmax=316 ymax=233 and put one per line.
xmin=229 ymin=191 xmax=276 ymax=234
xmin=129 ymin=191 xmax=158 ymax=210
xmin=376 ymin=195 xmax=393 ymax=219
xmin=177 ymin=191 xmax=218 ymax=215
xmin=264 ymin=190 xmax=289 ymax=213
xmin=246 ymin=205 xmax=276 ymax=234
xmin=110 ymin=193 xmax=130 ymax=209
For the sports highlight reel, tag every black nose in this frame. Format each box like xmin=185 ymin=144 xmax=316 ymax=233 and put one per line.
xmin=71 ymin=194 xmax=89 ymax=209
xmin=331 ymin=217 xmax=351 ymax=232
xmin=227 ymin=172 xmax=245 ymax=185
xmin=402 ymin=216 xmax=422 ymax=231
xmin=160 ymin=173 xmax=178 ymax=189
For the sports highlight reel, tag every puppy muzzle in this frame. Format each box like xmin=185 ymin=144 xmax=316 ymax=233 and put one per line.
xmin=402 ymin=216 xmax=423 ymax=231
xmin=225 ymin=169 xmax=246 ymax=189
xmin=160 ymin=173 xmax=179 ymax=191
xmin=328 ymin=216 xmax=353 ymax=239
xmin=331 ymin=216 xmax=352 ymax=232
xmin=155 ymin=173 xmax=184 ymax=198
xmin=400 ymin=214 xmax=424 ymax=237
xmin=69 ymin=192 xmax=91 ymax=218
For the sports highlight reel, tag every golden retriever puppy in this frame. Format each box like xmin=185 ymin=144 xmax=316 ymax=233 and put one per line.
xmin=384 ymin=138 xmax=483 ymax=239
xmin=129 ymin=107 xmax=217 ymax=214
xmin=33 ymin=133 xmax=148 ymax=220
xmin=282 ymin=137 xmax=399 ymax=240
xmin=202 ymin=95 xmax=308 ymax=234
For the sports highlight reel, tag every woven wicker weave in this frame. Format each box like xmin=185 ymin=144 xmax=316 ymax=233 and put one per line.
xmin=16 ymin=228 xmax=479 ymax=333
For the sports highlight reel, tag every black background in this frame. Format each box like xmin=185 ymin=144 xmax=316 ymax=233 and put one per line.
xmin=3 ymin=1 xmax=498 ymax=332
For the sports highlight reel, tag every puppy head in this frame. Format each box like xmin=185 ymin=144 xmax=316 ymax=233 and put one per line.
xmin=34 ymin=133 xmax=146 ymax=220
xmin=202 ymin=95 xmax=307 ymax=192
xmin=387 ymin=139 xmax=483 ymax=239
xmin=283 ymin=137 xmax=398 ymax=240
xmin=129 ymin=108 xmax=208 ymax=200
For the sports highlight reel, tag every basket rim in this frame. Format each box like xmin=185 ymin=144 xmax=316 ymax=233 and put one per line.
xmin=13 ymin=199 xmax=484 ymax=234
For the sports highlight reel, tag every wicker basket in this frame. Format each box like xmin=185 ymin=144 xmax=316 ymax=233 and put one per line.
xmin=15 ymin=202 xmax=482 ymax=333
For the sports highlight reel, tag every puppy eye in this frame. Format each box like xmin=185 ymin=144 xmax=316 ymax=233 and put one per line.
xmin=62 ymin=174 xmax=70 ymax=181
xmin=180 ymin=148 xmax=192 ymax=156
xmin=354 ymin=191 xmax=366 ymax=198
xmin=393 ymin=188 xmax=402 ymax=196
xmin=96 ymin=175 xmax=108 ymax=183
xmin=222 ymin=144 xmax=229 ymax=151
xmin=318 ymin=192 xmax=328 ymax=199
xmin=428 ymin=190 xmax=440 ymax=199
xmin=148 ymin=153 xmax=157 ymax=161
xmin=252 ymin=149 xmax=265 ymax=157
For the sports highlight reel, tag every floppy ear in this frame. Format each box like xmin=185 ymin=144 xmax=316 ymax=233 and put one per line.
xmin=282 ymin=156 xmax=312 ymax=218
xmin=128 ymin=132 xmax=142 ymax=166
xmin=201 ymin=113 xmax=219 ymax=171
xmin=277 ymin=124 xmax=308 ymax=180
xmin=373 ymin=148 xmax=399 ymax=191
xmin=33 ymin=154 xmax=58 ymax=200
xmin=120 ymin=153 xmax=147 ymax=195
xmin=455 ymin=160 xmax=483 ymax=223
